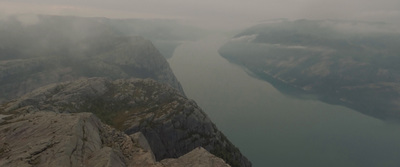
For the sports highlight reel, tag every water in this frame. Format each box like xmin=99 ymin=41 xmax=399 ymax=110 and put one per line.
xmin=168 ymin=35 xmax=400 ymax=167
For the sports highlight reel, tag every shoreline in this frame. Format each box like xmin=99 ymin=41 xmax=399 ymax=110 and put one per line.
xmin=219 ymin=54 xmax=395 ymax=121
xmin=253 ymin=70 xmax=393 ymax=121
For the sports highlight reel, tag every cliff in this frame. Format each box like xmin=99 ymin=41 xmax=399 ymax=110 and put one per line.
xmin=0 ymin=78 xmax=251 ymax=167
xmin=0 ymin=14 xmax=251 ymax=166
xmin=0 ymin=111 xmax=229 ymax=167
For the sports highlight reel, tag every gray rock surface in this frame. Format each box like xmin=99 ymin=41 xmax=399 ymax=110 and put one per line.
xmin=0 ymin=78 xmax=251 ymax=167
xmin=160 ymin=147 xmax=230 ymax=167
xmin=0 ymin=111 xmax=229 ymax=167
xmin=0 ymin=111 xmax=130 ymax=167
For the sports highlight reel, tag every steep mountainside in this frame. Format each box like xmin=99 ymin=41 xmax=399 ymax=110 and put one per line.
xmin=0 ymin=111 xmax=230 ymax=167
xmin=104 ymin=17 xmax=206 ymax=59
xmin=0 ymin=15 xmax=204 ymax=59
xmin=0 ymin=15 xmax=184 ymax=103
xmin=0 ymin=78 xmax=251 ymax=167
xmin=219 ymin=20 xmax=400 ymax=120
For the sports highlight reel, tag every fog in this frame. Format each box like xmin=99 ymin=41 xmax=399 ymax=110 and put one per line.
xmin=2 ymin=1 xmax=400 ymax=167
xmin=1 ymin=0 xmax=400 ymax=30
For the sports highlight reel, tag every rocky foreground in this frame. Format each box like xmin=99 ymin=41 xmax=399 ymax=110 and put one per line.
xmin=0 ymin=111 xmax=229 ymax=167
xmin=0 ymin=78 xmax=251 ymax=167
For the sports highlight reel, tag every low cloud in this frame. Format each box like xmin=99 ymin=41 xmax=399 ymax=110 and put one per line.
xmin=0 ymin=0 xmax=399 ymax=30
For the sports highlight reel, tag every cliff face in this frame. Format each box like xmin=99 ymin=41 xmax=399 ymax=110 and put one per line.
xmin=0 ymin=111 xmax=230 ymax=167
xmin=0 ymin=14 xmax=251 ymax=166
xmin=0 ymin=15 xmax=184 ymax=103
xmin=0 ymin=78 xmax=251 ymax=167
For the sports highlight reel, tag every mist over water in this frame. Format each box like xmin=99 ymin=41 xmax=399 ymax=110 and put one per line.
xmin=168 ymin=35 xmax=400 ymax=167
xmin=1 ymin=0 xmax=400 ymax=166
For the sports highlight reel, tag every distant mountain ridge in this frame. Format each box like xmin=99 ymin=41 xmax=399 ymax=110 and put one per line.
xmin=219 ymin=19 xmax=400 ymax=120
xmin=0 ymin=15 xmax=185 ymax=102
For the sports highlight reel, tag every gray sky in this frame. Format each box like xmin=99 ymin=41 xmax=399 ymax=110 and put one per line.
xmin=1 ymin=0 xmax=400 ymax=29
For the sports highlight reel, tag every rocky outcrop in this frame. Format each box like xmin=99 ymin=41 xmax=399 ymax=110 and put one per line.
xmin=0 ymin=15 xmax=250 ymax=167
xmin=0 ymin=15 xmax=184 ymax=103
xmin=0 ymin=111 xmax=229 ymax=167
xmin=0 ymin=78 xmax=251 ymax=167
xmin=160 ymin=147 xmax=230 ymax=167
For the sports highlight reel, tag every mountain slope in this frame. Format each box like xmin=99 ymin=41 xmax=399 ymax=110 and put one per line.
xmin=219 ymin=20 xmax=400 ymax=120
xmin=0 ymin=15 xmax=184 ymax=103
xmin=0 ymin=78 xmax=251 ymax=167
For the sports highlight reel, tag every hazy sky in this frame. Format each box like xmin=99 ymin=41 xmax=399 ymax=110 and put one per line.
xmin=1 ymin=0 xmax=400 ymax=29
